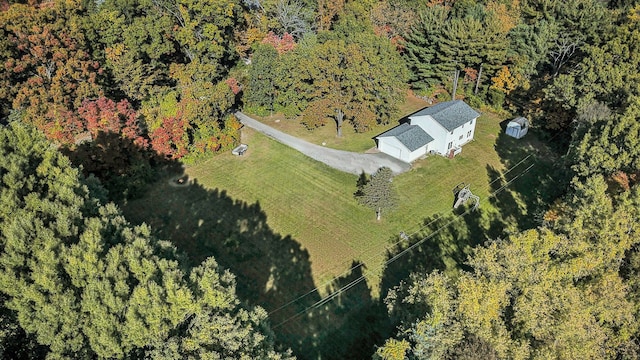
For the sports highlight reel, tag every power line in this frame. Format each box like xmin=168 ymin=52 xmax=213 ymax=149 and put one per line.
xmin=267 ymin=152 xmax=535 ymax=316
xmin=271 ymin=162 xmax=537 ymax=329
xmin=284 ymin=113 xmax=545 ymax=286
xmin=268 ymin=119 xmax=565 ymax=320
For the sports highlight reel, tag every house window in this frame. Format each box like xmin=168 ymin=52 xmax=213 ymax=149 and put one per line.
xmin=447 ymin=142 xmax=453 ymax=149
xmin=470 ymin=119 xmax=473 ymax=124
xmin=450 ymin=131 xmax=453 ymax=135
xmin=459 ymin=135 xmax=463 ymax=140
xmin=467 ymin=130 xmax=472 ymax=138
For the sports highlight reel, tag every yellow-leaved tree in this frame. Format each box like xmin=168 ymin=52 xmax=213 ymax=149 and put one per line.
xmin=379 ymin=176 xmax=640 ymax=359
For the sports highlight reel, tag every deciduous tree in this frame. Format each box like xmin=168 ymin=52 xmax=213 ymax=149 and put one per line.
xmin=77 ymin=97 xmax=148 ymax=147
xmin=150 ymin=114 xmax=190 ymax=158
xmin=299 ymin=31 xmax=407 ymax=135
xmin=568 ymin=96 xmax=640 ymax=178
xmin=317 ymin=0 xmax=344 ymax=30
xmin=149 ymin=0 xmax=242 ymax=76
xmin=0 ymin=1 xmax=103 ymax=142
xmin=380 ymin=178 xmax=640 ymax=359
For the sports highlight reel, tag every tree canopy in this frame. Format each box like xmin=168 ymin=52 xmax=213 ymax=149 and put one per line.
xmin=3 ymin=1 xmax=640 ymax=359
xmin=0 ymin=121 xmax=291 ymax=359
xmin=378 ymin=176 xmax=640 ymax=359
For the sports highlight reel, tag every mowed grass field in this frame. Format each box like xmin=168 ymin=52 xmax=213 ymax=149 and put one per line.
xmin=125 ymin=107 xmax=540 ymax=294
xmin=186 ymin=128 xmax=396 ymax=285
xmin=122 ymin=97 xmax=560 ymax=358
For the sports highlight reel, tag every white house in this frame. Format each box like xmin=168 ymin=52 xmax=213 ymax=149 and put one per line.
xmin=505 ymin=117 xmax=529 ymax=139
xmin=376 ymin=100 xmax=480 ymax=162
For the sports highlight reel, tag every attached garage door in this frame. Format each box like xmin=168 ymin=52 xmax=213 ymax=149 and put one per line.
xmin=384 ymin=143 xmax=403 ymax=160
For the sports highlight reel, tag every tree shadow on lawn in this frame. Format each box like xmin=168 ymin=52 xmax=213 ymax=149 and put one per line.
xmin=63 ymin=131 xmax=180 ymax=203
xmin=378 ymin=119 xmax=569 ymax=286
xmin=121 ymin=175 xmax=385 ymax=359
xmin=372 ymin=120 xmax=572 ymax=335
xmin=377 ymin=202 xmax=510 ymax=340
xmin=490 ymin=120 xmax=569 ymax=230
xmin=62 ymin=130 xmax=387 ymax=358
xmin=279 ymin=261 xmax=392 ymax=360
xmin=380 ymin=203 xmax=499 ymax=297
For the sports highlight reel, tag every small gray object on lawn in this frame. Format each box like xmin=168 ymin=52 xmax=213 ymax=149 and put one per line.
xmin=232 ymin=144 xmax=249 ymax=156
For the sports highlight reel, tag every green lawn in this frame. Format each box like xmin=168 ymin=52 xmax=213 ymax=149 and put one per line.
xmin=122 ymin=108 xmax=561 ymax=358
xmin=124 ymin=110 xmax=550 ymax=292
xmin=185 ymin=128 xmax=391 ymax=284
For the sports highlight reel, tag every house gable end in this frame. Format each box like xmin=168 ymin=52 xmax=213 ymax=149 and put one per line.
xmin=410 ymin=100 xmax=480 ymax=132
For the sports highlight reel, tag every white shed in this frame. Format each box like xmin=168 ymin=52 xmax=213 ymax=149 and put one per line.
xmin=506 ymin=117 xmax=529 ymax=139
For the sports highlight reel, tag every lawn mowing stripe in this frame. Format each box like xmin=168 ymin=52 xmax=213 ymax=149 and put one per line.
xmin=271 ymin=114 xmax=526 ymax=293
xmin=189 ymin=132 xmax=366 ymax=277
xmin=143 ymin=112 xmax=541 ymax=302
xmin=272 ymin=162 xmax=543 ymax=329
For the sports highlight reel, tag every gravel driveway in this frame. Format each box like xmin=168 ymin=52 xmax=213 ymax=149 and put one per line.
xmin=235 ymin=112 xmax=411 ymax=175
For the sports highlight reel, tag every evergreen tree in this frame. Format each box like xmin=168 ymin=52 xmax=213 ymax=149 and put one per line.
xmin=402 ymin=4 xmax=508 ymax=95
xmin=0 ymin=122 xmax=291 ymax=359
xmin=0 ymin=296 xmax=48 ymax=359
xmin=355 ymin=167 xmax=397 ymax=221
xmin=402 ymin=6 xmax=449 ymax=90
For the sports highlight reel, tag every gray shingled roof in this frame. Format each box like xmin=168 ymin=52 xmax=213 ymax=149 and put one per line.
xmin=411 ymin=100 xmax=480 ymax=131
xmin=377 ymin=123 xmax=434 ymax=151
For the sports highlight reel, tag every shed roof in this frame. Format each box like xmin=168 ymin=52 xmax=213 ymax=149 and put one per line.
xmin=377 ymin=123 xmax=434 ymax=151
xmin=411 ymin=100 xmax=480 ymax=131
xmin=508 ymin=117 xmax=529 ymax=127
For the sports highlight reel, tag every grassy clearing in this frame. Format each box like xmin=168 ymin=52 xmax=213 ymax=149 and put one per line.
xmin=124 ymin=108 xmax=548 ymax=293
xmin=185 ymin=128 xmax=385 ymax=285
xmin=122 ymin=104 xmax=561 ymax=358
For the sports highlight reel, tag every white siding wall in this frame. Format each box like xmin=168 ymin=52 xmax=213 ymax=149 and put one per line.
xmin=407 ymin=144 xmax=429 ymax=162
xmin=411 ymin=115 xmax=477 ymax=156
xmin=377 ymin=137 xmax=428 ymax=163
xmin=410 ymin=115 xmax=447 ymax=155
xmin=445 ymin=117 xmax=476 ymax=154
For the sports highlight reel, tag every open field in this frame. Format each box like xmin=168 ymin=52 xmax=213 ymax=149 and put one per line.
xmin=123 ymin=109 xmax=555 ymax=292
xmin=122 ymin=104 xmax=561 ymax=358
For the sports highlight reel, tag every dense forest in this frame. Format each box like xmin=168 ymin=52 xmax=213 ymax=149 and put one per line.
xmin=2 ymin=0 xmax=640 ymax=359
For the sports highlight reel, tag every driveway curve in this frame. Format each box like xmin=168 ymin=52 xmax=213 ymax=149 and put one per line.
xmin=236 ymin=112 xmax=411 ymax=175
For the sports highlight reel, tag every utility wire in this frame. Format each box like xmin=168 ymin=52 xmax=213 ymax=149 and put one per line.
xmin=271 ymin=162 xmax=537 ymax=329
xmin=268 ymin=117 xmax=564 ymax=320
xmin=267 ymin=151 xmax=536 ymax=316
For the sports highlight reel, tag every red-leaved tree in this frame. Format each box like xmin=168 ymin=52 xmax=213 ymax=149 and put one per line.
xmin=261 ymin=32 xmax=296 ymax=54
xmin=1 ymin=2 xmax=103 ymax=143
xmin=150 ymin=115 xmax=189 ymax=159
xmin=225 ymin=77 xmax=242 ymax=95
xmin=77 ymin=97 xmax=148 ymax=147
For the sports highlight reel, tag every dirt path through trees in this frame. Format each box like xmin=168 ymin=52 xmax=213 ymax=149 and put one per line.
xmin=235 ymin=112 xmax=411 ymax=175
